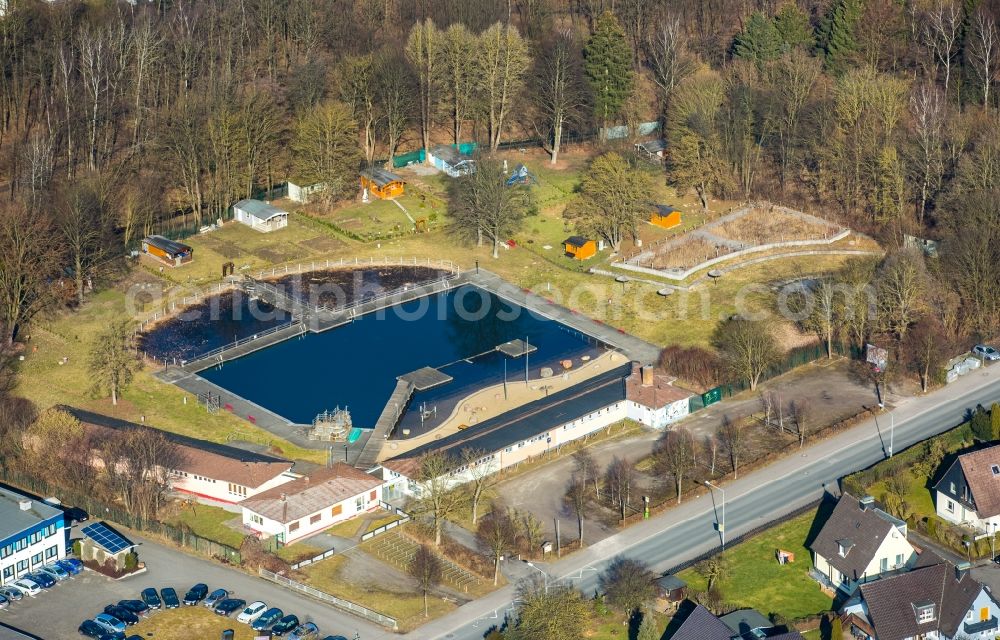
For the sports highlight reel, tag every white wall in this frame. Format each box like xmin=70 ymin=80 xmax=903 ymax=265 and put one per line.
xmin=936 ymin=490 xmax=1000 ymax=532
xmin=0 ymin=517 xmax=66 ymax=585
xmin=626 ymin=398 xmax=689 ymax=429
xmin=171 ymin=470 xmax=294 ymax=504
xmin=242 ymin=484 xmax=383 ymax=544
xmin=812 ymin=524 xmax=915 ymax=594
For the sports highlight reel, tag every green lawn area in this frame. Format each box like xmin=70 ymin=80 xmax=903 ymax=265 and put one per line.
xmin=18 ymin=288 xmax=327 ymax=464
xmin=324 ymin=516 xmax=368 ymax=539
xmin=586 ymin=606 xmax=669 ymax=639
xmin=678 ymin=510 xmax=833 ymax=621
xmin=130 ymin=606 xmax=276 ymax=639
xmin=298 ymin=554 xmax=456 ymax=631
xmin=160 ymin=504 xmax=245 ymax=548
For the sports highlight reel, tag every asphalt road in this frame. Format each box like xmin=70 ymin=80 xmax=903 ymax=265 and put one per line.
xmin=411 ymin=362 xmax=1000 ymax=640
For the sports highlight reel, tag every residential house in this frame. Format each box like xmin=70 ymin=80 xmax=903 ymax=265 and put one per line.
xmin=842 ymin=562 xmax=1000 ymax=640
xmin=140 ymin=236 xmax=193 ymax=267
xmin=65 ymin=407 xmax=296 ymax=504
xmin=0 ymin=488 xmax=65 ymax=585
xmin=809 ymin=493 xmax=918 ymax=595
xmin=240 ymin=463 xmax=383 ymax=545
xmin=625 ymin=363 xmax=691 ymax=428
xmin=934 ymin=444 xmax=1000 ymax=533
xmin=232 ymin=199 xmax=288 ymax=232
xmin=666 ymin=602 xmax=804 ymax=640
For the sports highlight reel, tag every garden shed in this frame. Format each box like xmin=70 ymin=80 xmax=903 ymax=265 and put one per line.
xmin=428 ymin=144 xmax=476 ymax=177
xmin=80 ymin=522 xmax=137 ymax=573
xmin=359 ymin=168 xmax=406 ymax=199
xmin=141 ymin=235 xmax=193 ymax=267
xmin=651 ymin=205 xmax=682 ymax=230
xmin=287 ymin=180 xmax=326 ymax=204
xmin=563 ymin=236 xmax=597 ymax=260
xmin=232 ymin=199 xmax=288 ymax=232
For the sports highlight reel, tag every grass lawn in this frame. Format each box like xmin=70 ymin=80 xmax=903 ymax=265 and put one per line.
xmin=586 ymin=606 xmax=669 ymax=639
xmin=160 ymin=504 xmax=246 ymax=548
xmin=128 ymin=606 xmax=286 ymax=639
xmin=324 ymin=516 xmax=368 ymax=540
xmin=17 ymin=288 xmax=327 ymax=465
xmin=298 ymin=554 xmax=455 ymax=631
xmin=678 ymin=510 xmax=833 ymax=621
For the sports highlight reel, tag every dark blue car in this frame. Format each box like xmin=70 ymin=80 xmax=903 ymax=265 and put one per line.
xmin=160 ymin=587 xmax=180 ymax=609
xmin=271 ymin=615 xmax=300 ymax=636
xmin=103 ymin=605 xmax=139 ymax=626
xmin=117 ymin=599 xmax=149 ymax=615
xmin=140 ymin=588 xmax=161 ymax=610
xmin=57 ymin=558 xmax=83 ymax=575
xmin=251 ymin=607 xmax=284 ymax=631
xmin=27 ymin=572 xmax=55 ymax=588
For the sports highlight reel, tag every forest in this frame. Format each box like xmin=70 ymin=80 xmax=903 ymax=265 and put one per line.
xmin=0 ymin=0 xmax=997 ymax=356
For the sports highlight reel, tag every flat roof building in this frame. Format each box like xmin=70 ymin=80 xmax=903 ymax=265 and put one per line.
xmin=0 ymin=487 xmax=66 ymax=585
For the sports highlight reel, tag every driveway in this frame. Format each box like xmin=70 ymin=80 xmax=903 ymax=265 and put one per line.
xmin=3 ymin=525 xmax=388 ymax=640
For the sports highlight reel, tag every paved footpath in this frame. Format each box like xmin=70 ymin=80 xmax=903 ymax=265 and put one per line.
xmin=410 ymin=362 xmax=1000 ymax=640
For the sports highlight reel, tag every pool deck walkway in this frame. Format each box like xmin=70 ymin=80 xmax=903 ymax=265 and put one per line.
xmin=464 ymin=269 xmax=660 ymax=364
xmin=355 ymin=379 xmax=414 ymax=470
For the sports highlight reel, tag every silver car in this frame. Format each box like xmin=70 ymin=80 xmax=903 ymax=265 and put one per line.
xmin=973 ymin=344 xmax=1000 ymax=361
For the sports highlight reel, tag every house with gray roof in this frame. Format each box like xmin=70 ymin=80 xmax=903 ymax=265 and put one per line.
xmin=809 ymin=493 xmax=918 ymax=595
xmin=842 ymin=562 xmax=1000 ymax=640
xmin=666 ymin=603 xmax=804 ymax=640
xmin=232 ymin=198 xmax=288 ymax=232
xmin=240 ymin=463 xmax=383 ymax=545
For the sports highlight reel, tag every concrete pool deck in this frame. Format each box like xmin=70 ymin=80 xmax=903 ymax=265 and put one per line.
xmin=153 ymin=268 xmax=660 ymax=460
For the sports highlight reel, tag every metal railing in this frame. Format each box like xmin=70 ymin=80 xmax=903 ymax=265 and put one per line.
xmin=179 ymin=317 xmax=303 ymax=366
xmin=318 ymin=272 xmax=459 ymax=316
xmin=360 ymin=515 xmax=411 ymax=542
xmin=289 ymin=548 xmax=337 ymax=570
xmin=258 ymin=568 xmax=397 ymax=629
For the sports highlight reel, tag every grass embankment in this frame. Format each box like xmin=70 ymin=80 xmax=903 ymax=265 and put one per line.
xmin=298 ymin=554 xmax=456 ymax=631
xmin=678 ymin=509 xmax=833 ymax=621
xmin=128 ymin=607 xmax=301 ymax=640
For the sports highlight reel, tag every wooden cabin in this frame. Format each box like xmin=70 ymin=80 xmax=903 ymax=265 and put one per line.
xmin=651 ymin=205 xmax=682 ymax=230
xmin=141 ymin=235 xmax=193 ymax=267
xmin=655 ymin=574 xmax=688 ymax=603
xmin=233 ymin=199 xmax=288 ymax=233
xmin=360 ymin=168 xmax=406 ymax=200
xmin=563 ymin=236 xmax=597 ymax=260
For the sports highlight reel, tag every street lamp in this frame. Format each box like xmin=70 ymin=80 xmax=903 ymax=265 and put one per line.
xmin=704 ymin=481 xmax=726 ymax=550
xmin=525 ymin=561 xmax=550 ymax=594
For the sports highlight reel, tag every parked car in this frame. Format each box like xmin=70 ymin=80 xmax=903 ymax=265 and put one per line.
xmin=183 ymin=583 xmax=208 ymax=605
xmin=78 ymin=620 xmax=108 ymax=638
xmin=973 ymin=344 xmax=1000 ymax=361
xmin=57 ymin=558 xmax=84 ymax=575
xmin=39 ymin=563 xmax=70 ymax=581
xmin=0 ymin=585 xmax=23 ymax=601
xmin=94 ymin=613 xmax=127 ymax=635
xmin=11 ymin=579 xmax=40 ymax=596
xmin=116 ymin=599 xmax=149 ymax=615
xmin=322 ymin=636 xmax=350 ymax=640
xmin=204 ymin=588 xmax=228 ymax=608
xmin=287 ymin=622 xmax=320 ymax=640
xmin=236 ymin=600 xmax=268 ymax=623
xmin=0 ymin=594 xmax=8 ymax=609
xmin=140 ymin=587 xmax=161 ymax=610
xmin=65 ymin=507 xmax=89 ymax=523
xmin=27 ymin=571 xmax=55 ymax=588
xmin=251 ymin=607 xmax=284 ymax=631
xmin=103 ymin=605 xmax=139 ymax=626
xmin=270 ymin=615 xmax=300 ymax=636
xmin=160 ymin=587 xmax=180 ymax=609
xmin=125 ymin=636 xmax=144 ymax=640
xmin=214 ymin=598 xmax=246 ymax=617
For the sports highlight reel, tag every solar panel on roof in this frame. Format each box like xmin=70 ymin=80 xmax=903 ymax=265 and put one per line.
xmin=81 ymin=522 xmax=133 ymax=554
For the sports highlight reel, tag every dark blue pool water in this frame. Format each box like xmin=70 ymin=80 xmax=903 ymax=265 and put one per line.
xmin=199 ymin=285 xmax=603 ymax=428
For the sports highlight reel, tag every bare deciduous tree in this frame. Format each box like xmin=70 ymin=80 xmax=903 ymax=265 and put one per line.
xmin=479 ymin=22 xmax=529 ymax=152
xmin=719 ymin=416 xmax=749 ymax=478
xmin=411 ymin=452 xmax=468 ymax=546
xmin=0 ymin=203 xmax=61 ymax=346
xmin=476 ymin=504 xmax=519 ymax=585
xmin=653 ymin=428 xmax=695 ymax=503
xmin=532 ymin=29 xmax=589 ymax=165
xmin=405 ymin=19 xmax=440 ymax=163
xmin=712 ymin=316 xmax=780 ymax=391
xmin=408 ymin=544 xmax=442 ymax=617
xmin=461 ymin=447 xmax=498 ymax=525
xmin=604 ymin=456 xmax=637 ymax=521
xmin=564 ymin=473 xmax=590 ymax=547
xmin=969 ymin=9 xmax=998 ymax=107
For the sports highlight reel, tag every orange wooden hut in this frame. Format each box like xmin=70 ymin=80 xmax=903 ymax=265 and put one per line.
xmin=360 ymin=168 xmax=406 ymax=200
xmin=563 ymin=236 xmax=597 ymax=260
xmin=141 ymin=235 xmax=193 ymax=267
xmin=651 ymin=204 xmax=682 ymax=229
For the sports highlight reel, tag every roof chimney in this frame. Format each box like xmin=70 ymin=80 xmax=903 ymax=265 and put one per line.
xmin=860 ymin=495 xmax=875 ymax=511
xmin=957 ymin=561 xmax=972 ymax=580
xmin=280 ymin=493 xmax=287 ymax=502
xmin=641 ymin=366 xmax=653 ymax=386
xmin=18 ymin=499 xmax=31 ymax=511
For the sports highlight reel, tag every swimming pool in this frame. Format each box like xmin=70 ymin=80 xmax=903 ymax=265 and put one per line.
xmin=198 ymin=285 xmax=604 ymax=428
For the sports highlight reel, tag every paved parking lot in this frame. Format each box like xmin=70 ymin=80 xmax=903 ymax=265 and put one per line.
xmin=1 ymin=526 xmax=389 ymax=640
